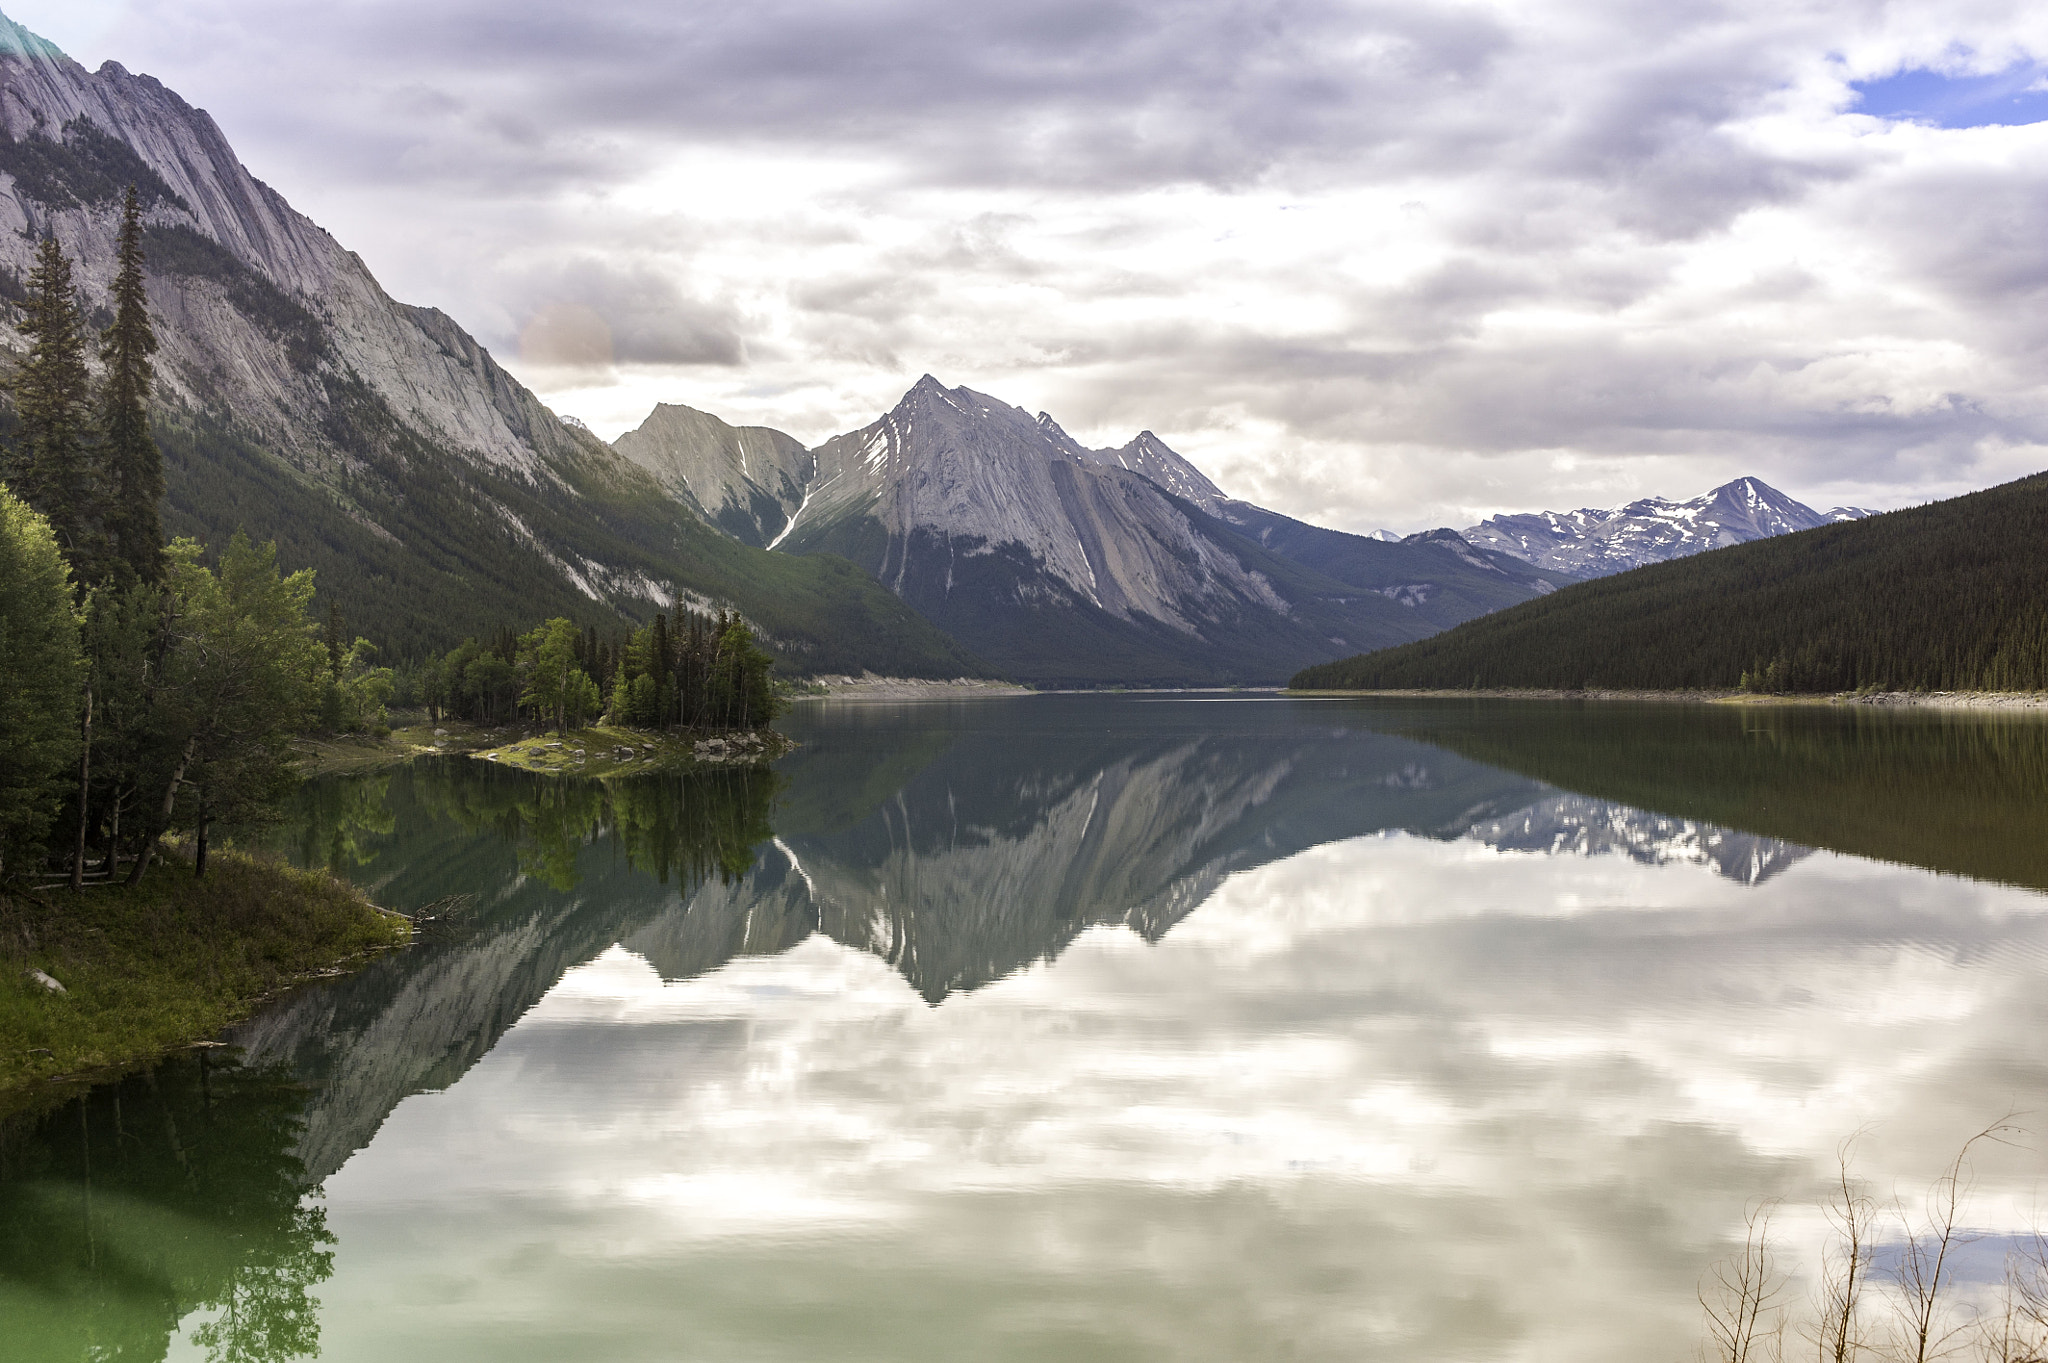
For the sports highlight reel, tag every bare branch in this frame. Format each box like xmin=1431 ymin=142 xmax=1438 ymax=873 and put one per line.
xmin=1703 ymin=1200 xmax=1789 ymax=1363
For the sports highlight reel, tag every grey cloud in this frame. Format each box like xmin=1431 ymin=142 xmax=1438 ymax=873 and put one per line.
xmin=506 ymin=257 xmax=744 ymax=367
xmin=32 ymin=0 xmax=2048 ymax=522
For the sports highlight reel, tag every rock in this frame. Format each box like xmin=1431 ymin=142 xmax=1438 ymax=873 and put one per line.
xmin=433 ymin=728 xmax=449 ymax=737
xmin=544 ymin=742 xmax=563 ymax=749
xmin=25 ymin=969 xmax=65 ymax=994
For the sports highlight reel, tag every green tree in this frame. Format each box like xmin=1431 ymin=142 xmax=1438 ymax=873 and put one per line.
xmin=518 ymin=616 xmax=590 ymax=735
xmin=709 ymin=615 xmax=778 ymax=729
xmin=130 ymin=534 xmax=323 ymax=880
xmin=6 ymin=235 xmax=101 ymax=586
xmin=99 ymin=185 xmax=164 ymax=586
xmin=0 ymin=484 xmax=81 ymax=877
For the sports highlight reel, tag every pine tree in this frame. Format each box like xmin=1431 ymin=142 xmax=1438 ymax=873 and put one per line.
xmin=99 ymin=186 xmax=163 ymax=586
xmin=8 ymin=235 xmax=100 ymax=586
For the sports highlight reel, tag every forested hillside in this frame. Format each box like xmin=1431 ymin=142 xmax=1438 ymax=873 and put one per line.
xmin=1292 ymin=471 xmax=2048 ymax=693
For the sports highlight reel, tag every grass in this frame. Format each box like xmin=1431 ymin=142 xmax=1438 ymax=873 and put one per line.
xmin=0 ymin=851 xmax=410 ymax=1111
xmin=471 ymin=723 xmax=790 ymax=776
xmin=291 ymin=720 xmax=795 ymax=779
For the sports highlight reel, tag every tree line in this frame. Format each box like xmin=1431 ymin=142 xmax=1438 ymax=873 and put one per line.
xmin=1292 ymin=471 xmax=2048 ymax=694
xmin=416 ymin=607 xmax=779 ymax=734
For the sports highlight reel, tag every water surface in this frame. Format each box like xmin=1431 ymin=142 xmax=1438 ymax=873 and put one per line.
xmin=7 ymin=695 xmax=2048 ymax=1361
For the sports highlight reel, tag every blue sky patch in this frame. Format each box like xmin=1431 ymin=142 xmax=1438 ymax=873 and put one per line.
xmin=1852 ymin=63 xmax=2048 ymax=128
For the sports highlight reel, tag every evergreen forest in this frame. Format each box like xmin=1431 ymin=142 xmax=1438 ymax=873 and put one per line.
xmin=1292 ymin=471 xmax=2048 ymax=694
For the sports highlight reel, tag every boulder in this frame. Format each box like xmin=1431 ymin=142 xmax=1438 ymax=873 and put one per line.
xmin=24 ymin=969 xmax=65 ymax=994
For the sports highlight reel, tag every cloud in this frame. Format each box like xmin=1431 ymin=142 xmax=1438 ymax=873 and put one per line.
xmin=16 ymin=0 xmax=2048 ymax=527
xmin=506 ymin=258 xmax=745 ymax=371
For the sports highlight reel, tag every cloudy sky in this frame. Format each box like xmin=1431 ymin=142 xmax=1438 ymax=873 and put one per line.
xmin=17 ymin=0 xmax=2048 ymax=532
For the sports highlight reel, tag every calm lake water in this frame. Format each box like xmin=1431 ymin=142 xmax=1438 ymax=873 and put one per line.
xmin=7 ymin=694 xmax=2048 ymax=1361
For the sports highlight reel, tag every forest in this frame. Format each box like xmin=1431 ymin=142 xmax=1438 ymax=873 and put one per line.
xmin=1292 ymin=470 xmax=2048 ymax=693
xmin=0 ymin=204 xmax=779 ymax=890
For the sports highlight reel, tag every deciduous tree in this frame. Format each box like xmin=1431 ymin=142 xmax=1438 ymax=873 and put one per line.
xmin=0 ymin=485 xmax=81 ymax=877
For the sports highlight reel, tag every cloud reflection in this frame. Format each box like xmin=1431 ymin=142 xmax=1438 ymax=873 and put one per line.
xmin=298 ymin=831 xmax=2048 ymax=1363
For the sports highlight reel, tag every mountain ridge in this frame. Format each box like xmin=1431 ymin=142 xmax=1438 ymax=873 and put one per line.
xmin=614 ymin=375 xmax=1576 ymax=685
xmin=1463 ymin=475 xmax=1879 ymax=577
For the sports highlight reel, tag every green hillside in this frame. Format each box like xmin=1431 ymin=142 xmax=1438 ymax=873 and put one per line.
xmin=160 ymin=403 xmax=989 ymax=677
xmin=1292 ymin=471 xmax=2048 ymax=693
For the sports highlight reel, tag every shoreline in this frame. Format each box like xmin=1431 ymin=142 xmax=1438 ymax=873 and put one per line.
xmin=1284 ymin=686 xmax=2048 ymax=711
xmin=1 ymin=850 xmax=409 ymax=1116
xmin=792 ymin=674 xmax=1033 ymax=701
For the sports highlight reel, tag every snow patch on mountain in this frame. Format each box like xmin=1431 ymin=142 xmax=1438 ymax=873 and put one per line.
xmin=1462 ymin=477 xmax=1877 ymax=577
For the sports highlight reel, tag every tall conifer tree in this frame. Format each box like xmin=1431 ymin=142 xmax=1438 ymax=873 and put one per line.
xmin=7 ymin=234 xmax=99 ymax=585
xmin=100 ymin=186 xmax=163 ymax=585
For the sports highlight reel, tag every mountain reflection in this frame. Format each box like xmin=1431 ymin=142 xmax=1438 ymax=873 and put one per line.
xmin=1371 ymin=698 xmax=2048 ymax=893
xmin=201 ymin=699 xmax=1847 ymax=1182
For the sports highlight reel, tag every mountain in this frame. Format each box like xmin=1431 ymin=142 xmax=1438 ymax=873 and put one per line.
xmin=1211 ymin=503 xmax=1578 ymax=631
xmin=612 ymin=403 xmax=815 ymax=549
xmin=1462 ymin=476 xmax=1878 ymax=578
xmin=620 ymin=377 xmax=1570 ymax=685
xmin=1293 ymin=470 xmax=2048 ymax=694
xmin=0 ymin=13 xmax=982 ymax=676
xmin=1464 ymin=793 xmax=1810 ymax=886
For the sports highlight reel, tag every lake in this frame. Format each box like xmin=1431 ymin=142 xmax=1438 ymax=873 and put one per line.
xmin=6 ymin=694 xmax=2048 ymax=1361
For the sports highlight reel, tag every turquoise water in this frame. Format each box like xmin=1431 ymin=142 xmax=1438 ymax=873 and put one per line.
xmin=7 ymin=695 xmax=2048 ymax=1361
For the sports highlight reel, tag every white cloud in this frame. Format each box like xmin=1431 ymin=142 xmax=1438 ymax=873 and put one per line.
xmin=18 ymin=0 xmax=2048 ymax=531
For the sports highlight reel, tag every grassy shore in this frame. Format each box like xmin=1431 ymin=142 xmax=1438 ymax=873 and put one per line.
xmin=470 ymin=723 xmax=792 ymax=775
xmin=292 ymin=720 xmax=793 ymax=778
xmin=0 ymin=851 xmax=409 ymax=1111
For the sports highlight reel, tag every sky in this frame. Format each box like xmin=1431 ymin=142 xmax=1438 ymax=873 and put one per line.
xmin=14 ymin=0 xmax=2048 ymax=533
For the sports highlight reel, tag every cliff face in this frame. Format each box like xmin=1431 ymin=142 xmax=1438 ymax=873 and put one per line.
xmin=0 ymin=17 xmax=579 ymax=479
xmin=0 ymin=13 xmax=982 ymax=673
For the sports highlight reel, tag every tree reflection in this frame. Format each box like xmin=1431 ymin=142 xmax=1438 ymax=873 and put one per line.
xmin=262 ymin=760 xmax=782 ymax=898
xmin=0 ymin=1052 xmax=332 ymax=1362
xmin=1389 ymin=701 xmax=2048 ymax=892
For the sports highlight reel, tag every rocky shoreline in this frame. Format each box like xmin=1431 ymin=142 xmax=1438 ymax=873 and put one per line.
xmin=795 ymin=674 xmax=1033 ymax=701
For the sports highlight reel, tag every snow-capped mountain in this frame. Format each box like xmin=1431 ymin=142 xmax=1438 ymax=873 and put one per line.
xmin=1463 ymin=793 xmax=1811 ymax=885
xmin=618 ymin=377 xmax=1572 ymax=684
xmin=1462 ymin=477 xmax=1879 ymax=577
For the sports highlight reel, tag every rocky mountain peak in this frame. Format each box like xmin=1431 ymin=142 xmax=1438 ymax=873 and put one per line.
xmin=1461 ymin=475 xmax=1877 ymax=578
xmin=1082 ymin=428 xmax=1227 ymax=513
